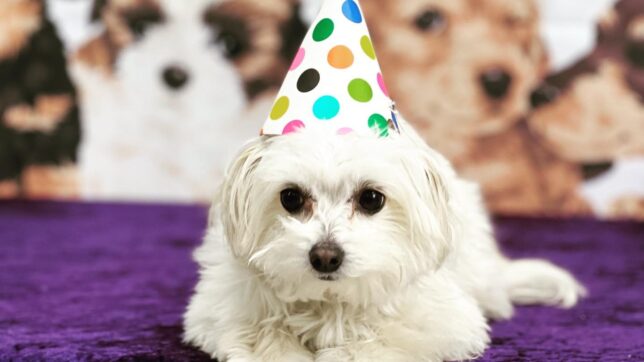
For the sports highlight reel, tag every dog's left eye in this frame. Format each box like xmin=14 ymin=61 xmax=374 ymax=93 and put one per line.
xmin=281 ymin=188 xmax=305 ymax=214
xmin=358 ymin=189 xmax=386 ymax=215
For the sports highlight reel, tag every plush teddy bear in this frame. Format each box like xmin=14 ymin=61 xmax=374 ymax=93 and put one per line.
xmin=529 ymin=0 xmax=644 ymax=220
xmin=0 ymin=0 xmax=81 ymax=199
xmin=71 ymin=0 xmax=306 ymax=201
xmin=362 ymin=0 xmax=588 ymax=216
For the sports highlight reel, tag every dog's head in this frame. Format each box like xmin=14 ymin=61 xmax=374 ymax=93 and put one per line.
xmin=77 ymin=0 xmax=305 ymax=114
xmin=210 ymin=127 xmax=456 ymax=304
xmin=362 ymin=0 xmax=546 ymax=139
xmin=528 ymin=0 xmax=644 ymax=163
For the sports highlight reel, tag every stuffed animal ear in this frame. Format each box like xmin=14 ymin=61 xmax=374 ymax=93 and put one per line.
xmin=280 ymin=1 xmax=308 ymax=63
xmin=90 ymin=0 xmax=108 ymax=22
xmin=596 ymin=6 xmax=621 ymax=44
xmin=530 ymin=38 xmax=550 ymax=78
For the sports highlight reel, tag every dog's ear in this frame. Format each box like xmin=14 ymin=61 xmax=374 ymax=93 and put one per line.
xmin=417 ymin=149 xmax=455 ymax=269
xmin=280 ymin=2 xmax=308 ymax=63
xmin=530 ymin=38 xmax=550 ymax=79
xmin=398 ymin=120 xmax=456 ymax=269
xmin=213 ymin=137 xmax=266 ymax=257
xmin=90 ymin=0 xmax=108 ymax=23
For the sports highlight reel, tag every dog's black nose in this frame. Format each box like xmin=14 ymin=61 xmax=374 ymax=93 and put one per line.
xmin=162 ymin=65 xmax=190 ymax=90
xmin=530 ymin=84 xmax=559 ymax=108
xmin=309 ymin=242 xmax=344 ymax=274
xmin=480 ymin=68 xmax=512 ymax=100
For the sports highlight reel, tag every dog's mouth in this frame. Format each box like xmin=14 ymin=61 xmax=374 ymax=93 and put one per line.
xmin=317 ymin=274 xmax=338 ymax=282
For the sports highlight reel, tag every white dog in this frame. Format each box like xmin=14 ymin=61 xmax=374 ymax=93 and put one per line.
xmin=184 ymin=119 xmax=585 ymax=361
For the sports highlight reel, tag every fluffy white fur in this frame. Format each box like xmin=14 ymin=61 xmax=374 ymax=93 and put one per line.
xmin=184 ymin=119 xmax=586 ymax=361
xmin=71 ymin=0 xmax=262 ymax=202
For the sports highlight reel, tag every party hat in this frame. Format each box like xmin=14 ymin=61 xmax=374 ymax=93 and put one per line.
xmin=261 ymin=0 xmax=399 ymax=137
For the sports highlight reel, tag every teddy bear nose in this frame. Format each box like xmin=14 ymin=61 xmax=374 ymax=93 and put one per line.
xmin=480 ymin=68 xmax=512 ymax=100
xmin=309 ymin=242 xmax=344 ymax=273
xmin=162 ymin=65 xmax=190 ymax=90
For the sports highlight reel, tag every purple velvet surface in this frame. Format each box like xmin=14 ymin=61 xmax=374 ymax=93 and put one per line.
xmin=0 ymin=201 xmax=642 ymax=361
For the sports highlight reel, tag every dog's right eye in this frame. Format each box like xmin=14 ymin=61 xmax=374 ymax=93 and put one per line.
xmin=281 ymin=188 xmax=305 ymax=214
xmin=414 ymin=10 xmax=446 ymax=33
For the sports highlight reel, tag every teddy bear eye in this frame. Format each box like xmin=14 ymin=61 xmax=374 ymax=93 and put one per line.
xmin=626 ymin=41 xmax=644 ymax=68
xmin=216 ymin=32 xmax=247 ymax=59
xmin=281 ymin=188 xmax=305 ymax=214
xmin=203 ymin=9 xmax=250 ymax=60
xmin=415 ymin=10 xmax=446 ymax=32
xmin=358 ymin=189 xmax=386 ymax=215
xmin=123 ymin=8 xmax=164 ymax=40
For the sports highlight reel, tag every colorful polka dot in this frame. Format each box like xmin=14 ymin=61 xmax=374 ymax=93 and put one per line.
xmin=360 ymin=36 xmax=376 ymax=60
xmin=313 ymin=96 xmax=340 ymax=120
xmin=368 ymin=113 xmax=389 ymax=137
xmin=328 ymin=45 xmax=354 ymax=69
xmin=337 ymin=127 xmax=354 ymax=135
xmin=290 ymin=48 xmax=305 ymax=71
xmin=270 ymin=96 xmax=289 ymax=120
xmin=313 ymin=19 xmax=334 ymax=42
xmin=297 ymin=69 xmax=320 ymax=93
xmin=283 ymin=120 xmax=305 ymax=134
xmin=377 ymin=73 xmax=389 ymax=96
xmin=348 ymin=79 xmax=373 ymax=102
xmin=342 ymin=0 xmax=363 ymax=23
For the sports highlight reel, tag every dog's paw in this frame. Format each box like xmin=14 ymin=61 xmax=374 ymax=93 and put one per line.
xmin=474 ymin=282 xmax=516 ymax=321
xmin=316 ymin=345 xmax=414 ymax=362
xmin=225 ymin=350 xmax=312 ymax=362
xmin=217 ymin=349 xmax=313 ymax=362
xmin=481 ymin=293 xmax=515 ymax=321
xmin=277 ymin=350 xmax=316 ymax=362
xmin=315 ymin=347 xmax=350 ymax=362
xmin=505 ymin=259 xmax=587 ymax=308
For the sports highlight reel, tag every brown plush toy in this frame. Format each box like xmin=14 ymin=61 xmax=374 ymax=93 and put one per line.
xmin=0 ymin=0 xmax=81 ymax=199
xmin=362 ymin=0 xmax=588 ymax=216
xmin=529 ymin=0 xmax=644 ymax=220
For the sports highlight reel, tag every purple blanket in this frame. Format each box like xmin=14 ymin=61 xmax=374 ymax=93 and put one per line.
xmin=0 ymin=201 xmax=642 ymax=361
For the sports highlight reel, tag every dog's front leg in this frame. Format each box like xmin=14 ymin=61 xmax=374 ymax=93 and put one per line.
xmin=184 ymin=263 xmax=314 ymax=361
xmin=185 ymin=310 xmax=314 ymax=362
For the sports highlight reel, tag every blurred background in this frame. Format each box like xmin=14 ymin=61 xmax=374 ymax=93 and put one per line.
xmin=1 ymin=0 xmax=642 ymax=219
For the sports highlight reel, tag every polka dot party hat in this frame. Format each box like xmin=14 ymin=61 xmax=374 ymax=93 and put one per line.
xmin=261 ymin=0 xmax=399 ymax=137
